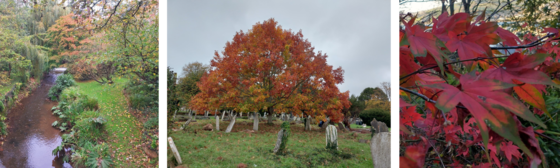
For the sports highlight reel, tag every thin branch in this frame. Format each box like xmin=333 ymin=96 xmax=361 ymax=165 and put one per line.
xmin=427 ymin=137 xmax=446 ymax=168
xmin=486 ymin=0 xmax=510 ymax=22
xmin=98 ymin=0 xmax=122 ymax=29
xmin=400 ymin=56 xmax=509 ymax=80
xmin=490 ymin=33 xmax=558 ymax=50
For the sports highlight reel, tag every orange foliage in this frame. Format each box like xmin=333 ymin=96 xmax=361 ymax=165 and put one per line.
xmin=189 ymin=18 xmax=350 ymax=122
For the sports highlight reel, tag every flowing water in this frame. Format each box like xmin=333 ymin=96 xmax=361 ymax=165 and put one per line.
xmin=0 ymin=72 xmax=71 ymax=168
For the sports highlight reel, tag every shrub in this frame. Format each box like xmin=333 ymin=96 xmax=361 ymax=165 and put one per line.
xmin=359 ymin=108 xmax=390 ymax=127
xmin=60 ymin=87 xmax=81 ymax=102
xmin=69 ymin=59 xmax=95 ymax=81
xmin=0 ymin=100 xmax=4 ymax=113
xmin=129 ymin=93 xmax=152 ymax=109
xmin=144 ymin=117 xmax=158 ymax=129
xmin=48 ymin=74 xmax=76 ymax=100
xmin=124 ymin=79 xmax=157 ymax=112
xmin=78 ymin=96 xmax=99 ymax=111
xmin=74 ymin=111 xmax=106 ymax=145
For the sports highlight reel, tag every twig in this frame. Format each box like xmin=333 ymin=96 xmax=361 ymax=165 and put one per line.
xmin=400 ymin=56 xmax=509 ymax=81
xmin=427 ymin=137 xmax=446 ymax=168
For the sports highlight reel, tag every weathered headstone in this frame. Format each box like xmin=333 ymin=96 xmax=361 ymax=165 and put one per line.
xmin=370 ymin=132 xmax=391 ymax=168
xmin=370 ymin=119 xmax=389 ymax=134
xmin=215 ymin=111 xmax=220 ymax=131
xmin=325 ymin=125 xmax=338 ymax=150
xmin=273 ymin=122 xmax=290 ymax=154
xmin=168 ymin=137 xmax=182 ymax=165
xmin=253 ymin=112 xmax=259 ymax=131
xmin=273 ymin=128 xmax=285 ymax=153
xmin=225 ymin=112 xmax=238 ymax=133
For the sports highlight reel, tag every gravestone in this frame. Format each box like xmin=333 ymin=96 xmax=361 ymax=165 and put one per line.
xmin=370 ymin=132 xmax=390 ymax=168
xmin=168 ymin=137 xmax=182 ymax=165
xmin=370 ymin=119 xmax=389 ymax=134
xmin=273 ymin=122 xmax=290 ymax=154
xmin=215 ymin=111 xmax=220 ymax=131
xmin=325 ymin=125 xmax=338 ymax=150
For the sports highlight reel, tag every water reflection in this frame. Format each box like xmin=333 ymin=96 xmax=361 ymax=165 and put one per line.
xmin=0 ymin=72 xmax=71 ymax=168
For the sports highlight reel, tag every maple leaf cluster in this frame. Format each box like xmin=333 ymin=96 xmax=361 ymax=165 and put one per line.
xmin=400 ymin=12 xmax=560 ymax=167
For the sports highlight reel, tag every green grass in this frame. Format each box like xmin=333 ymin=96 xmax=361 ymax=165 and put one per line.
xmin=169 ymin=117 xmax=375 ymax=167
xmin=350 ymin=124 xmax=391 ymax=132
xmin=77 ymin=78 xmax=149 ymax=166
xmin=350 ymin=123 xmax=370 ymax=129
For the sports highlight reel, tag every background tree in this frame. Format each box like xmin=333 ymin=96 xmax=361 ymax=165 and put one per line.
xmin=358 ymin=87 xmax=388 ymax=102
xmin=176 ymin=62 xmax=210 ymax=108
xmin=190 ymin=18 xmax=350 ymax=131
xmin=381 ymin=82 xmax=391 ymax=101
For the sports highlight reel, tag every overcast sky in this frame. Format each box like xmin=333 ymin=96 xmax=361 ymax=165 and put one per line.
xmin=168 ymin=0 xmax=390 ymax=96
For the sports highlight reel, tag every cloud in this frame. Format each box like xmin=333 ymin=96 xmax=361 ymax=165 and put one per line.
xmin=168 ymin=0 xmax=390 ymax=96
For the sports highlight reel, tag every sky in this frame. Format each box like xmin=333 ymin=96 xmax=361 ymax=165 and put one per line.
xmin=168 ymin=0 xmax=390 ymax=96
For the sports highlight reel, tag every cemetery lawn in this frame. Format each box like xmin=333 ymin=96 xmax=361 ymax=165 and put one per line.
xmin=169 ymin=117 xmax=375 ymax=167
xmin=350 ymin=124 xmax=393 ymax=131
xmin=77 ymin=78 xmax=152 ymax=166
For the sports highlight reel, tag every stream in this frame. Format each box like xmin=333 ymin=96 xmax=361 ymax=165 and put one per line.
xmin=0 ymin=72 xmax=71 ymax=168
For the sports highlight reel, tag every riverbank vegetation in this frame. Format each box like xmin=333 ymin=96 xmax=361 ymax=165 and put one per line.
xmin=0 ymin=0 xmax=158 ymax=167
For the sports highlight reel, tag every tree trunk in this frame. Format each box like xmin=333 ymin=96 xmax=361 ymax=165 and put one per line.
xmin=221 ymin=110 xmax=226 ymax=121
xmin=172 ymin=110 xmax=178 ymax=122
xmin=321 ymin=118 xmax=331 ymax=130
xmin=215 ymin=110 xmax=220 ymax=131
xmin=225 ymin=112 xmax=238 ymax=133
xmin=305 ymin=115 xmax=311 ymax=131
xmin=338 ymin=122 xmax=348 ymax=132
xmin=253 ymin=112 xmax=259 ymax=131
xmin=267 ymin=106 xmax=275 ymax=125
xmin=181 ymin=112 xmax=192 ymax=130
xmin=450 ymin=0 xmax=456 ymax=15
xmin=462 ymin=0 xmax=471 ymax=14
xmin=441 ymin=0 xmax=447 ymax=14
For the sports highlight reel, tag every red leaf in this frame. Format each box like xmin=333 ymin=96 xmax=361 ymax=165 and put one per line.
xmin=501 ymin=141 xmax=521 ymax=162
xmin=496 ymin=27 xmax=521 ymax=47
xmin=401 ymin=106 xmax=421 ymax=127
xmin=512 ymin=79 xmax=550 ymax=118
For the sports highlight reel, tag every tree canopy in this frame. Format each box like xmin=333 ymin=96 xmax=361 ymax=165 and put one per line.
xmin=190 ymin=18 xmax=350 ymax=122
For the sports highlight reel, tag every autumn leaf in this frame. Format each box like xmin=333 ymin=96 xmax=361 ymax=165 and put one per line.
xmin=512 ymin=79 xmax=551 ymax=119
xmin=501 ymin=141 xmax=521 ymax=162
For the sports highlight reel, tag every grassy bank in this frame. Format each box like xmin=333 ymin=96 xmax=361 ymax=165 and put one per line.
xmin=77 ymin=78 xmax=153 ymax=166
xmin=169 ymin=117 xmax=374 ymax=167
xmin=350 ymin=124 xmax=393 ymax=131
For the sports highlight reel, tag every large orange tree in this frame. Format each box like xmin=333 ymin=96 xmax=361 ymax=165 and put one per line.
xmin=190 ymin=18 xmax=350 ymax=131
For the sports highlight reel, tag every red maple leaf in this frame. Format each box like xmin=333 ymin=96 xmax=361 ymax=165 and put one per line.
xmin=501 ymin=141 xmax=522 ymax=162
xmin=480 ymin=52 xmax=555 ymax=85
xmin=401 ymin=106 xmax=421 ymax=126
